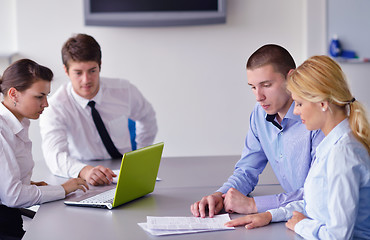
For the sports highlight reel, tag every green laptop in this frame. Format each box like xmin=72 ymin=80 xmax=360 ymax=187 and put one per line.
xmin=64 ymin=142 xmax=164 ymax=209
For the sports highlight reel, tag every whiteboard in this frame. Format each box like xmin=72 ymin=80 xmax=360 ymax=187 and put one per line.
xmin=327 ymin=0 xmax=370 ymax=59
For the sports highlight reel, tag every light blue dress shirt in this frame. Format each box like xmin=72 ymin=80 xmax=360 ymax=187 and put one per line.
xmin=217 ymin=102 xmax=324 ymax=212
xmin=269 ymin=119 xmax=370 ymax=239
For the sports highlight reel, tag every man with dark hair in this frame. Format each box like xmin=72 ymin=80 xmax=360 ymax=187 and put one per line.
xmin=40 ymin=33 xmax=157 ymax=186
xmin=191 ymin=44 xmax=324 ymax=217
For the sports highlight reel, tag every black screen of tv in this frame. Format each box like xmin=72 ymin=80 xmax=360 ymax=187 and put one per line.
xmin=91 ymin=0 xmax=218 ymax=13
xmin=84 ymin=0 xmax=226 ymax=27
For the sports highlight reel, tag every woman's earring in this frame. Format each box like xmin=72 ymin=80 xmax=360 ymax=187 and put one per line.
xmin=322 ymin=108 xmax=326 ymax=112
xmin=14 ymin=101 xmax=16 ymax=107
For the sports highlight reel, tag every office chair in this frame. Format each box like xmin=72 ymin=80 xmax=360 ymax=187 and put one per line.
xmin=128 ymin=119 xmax=137 ymax=151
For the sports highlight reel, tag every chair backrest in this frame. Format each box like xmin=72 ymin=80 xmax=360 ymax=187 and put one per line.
xmin=128 ymin=119 xmax=137 ymax=150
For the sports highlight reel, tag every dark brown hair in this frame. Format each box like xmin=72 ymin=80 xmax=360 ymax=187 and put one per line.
xmin=246 ymin=44 xmax=296 ymax=78
xmin=0 ymin=59 xmax=53 ymax=96
xmin=61 ymin=33 xmax=102 ymax=71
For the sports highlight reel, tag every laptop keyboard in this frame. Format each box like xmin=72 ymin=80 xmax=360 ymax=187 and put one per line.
xmin=80 ymin=188 xmax=116 ymax=204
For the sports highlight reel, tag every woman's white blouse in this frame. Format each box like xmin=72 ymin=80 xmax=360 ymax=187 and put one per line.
xmin=0 ymin=103 xmax=64 ymax=208
xmin=268 ymin=119 xmax=370 ymax=239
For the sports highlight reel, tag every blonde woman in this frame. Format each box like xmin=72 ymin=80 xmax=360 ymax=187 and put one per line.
xmin=0 ymin=59 xmax=89 ymax=239
xmin=225 ymin=55 xmax=370 ymax=239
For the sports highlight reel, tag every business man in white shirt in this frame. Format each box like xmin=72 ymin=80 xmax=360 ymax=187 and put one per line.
xmin=40 ymin=33 xmax=158 ymax=186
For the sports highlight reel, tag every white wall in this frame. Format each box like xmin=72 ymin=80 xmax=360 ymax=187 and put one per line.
xmin=0 ymin=0 xmax=17 ymax=70
xmin=305 ymin=0 xmax=370 ymax=109
xmin=0 ymin=0 xmax=368 ymax=163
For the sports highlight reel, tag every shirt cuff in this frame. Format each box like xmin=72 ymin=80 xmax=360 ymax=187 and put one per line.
xmin=267 ymin=208 xmax=287 ymax=222
xmin=69 ymin=161 xmax=87 ymax=178
xmin=39 ymin=185 xmax=65 ymax=204
xmin=216 ymin=185 xmax=230 ymax=194
xmin=294 ymin=218 xmax=310 ymax=237
xmin=254 ymin=194 xmax=279 ymax=212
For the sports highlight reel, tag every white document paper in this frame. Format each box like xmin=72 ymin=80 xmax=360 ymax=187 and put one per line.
xmin=138 ymin=214 xmax=234 ymax=236
xmin=138 ymin=223 xmax=216 ymax=236
xmin=146 ymin=213 xmax=234 ymax=230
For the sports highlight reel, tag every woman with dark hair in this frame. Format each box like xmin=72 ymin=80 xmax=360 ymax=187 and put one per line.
xmin=0 ymin=59 xmax=88 ymax=239
xmin=225 ymin=55 xmax=370 ymax=239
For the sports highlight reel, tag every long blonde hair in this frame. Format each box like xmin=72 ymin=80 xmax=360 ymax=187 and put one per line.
xmin=287 ymin=55 xmax=370 ymax=153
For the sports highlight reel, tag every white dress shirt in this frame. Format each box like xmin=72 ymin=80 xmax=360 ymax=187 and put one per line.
xmin=268 ymin=119 xmax=370 ymax=239
xmin=39 ymin=77 xmax=157 ymax=178
xmin=0 ymin=103 xmax=65 ymax=208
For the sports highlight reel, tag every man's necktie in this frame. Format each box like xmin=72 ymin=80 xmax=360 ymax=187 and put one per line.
xmin=266 ymin=114 xmax=282 ymax=130
xmin=88 ymin=101 xmax=123 ymax=159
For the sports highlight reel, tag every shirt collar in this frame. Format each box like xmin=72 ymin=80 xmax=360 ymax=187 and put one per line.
xmin=316 ymin=118 xmax=350 ymax=160
xmin=0 ymin=102 xmax=30 ymax=135
xmin=264 ymin=101 xmax=301 ymax=128
xmin=70 ymin=83 xmax=103 ymax=109
xmin=284 ymin=101 xmax=301 ymax=121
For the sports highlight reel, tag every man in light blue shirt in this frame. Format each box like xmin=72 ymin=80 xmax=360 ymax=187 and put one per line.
xmin=191 ymin=44 xmax=324 ymax=217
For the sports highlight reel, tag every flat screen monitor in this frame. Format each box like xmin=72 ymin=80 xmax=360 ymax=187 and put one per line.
xmin=84 ymin=0 xmax=227 ymax=27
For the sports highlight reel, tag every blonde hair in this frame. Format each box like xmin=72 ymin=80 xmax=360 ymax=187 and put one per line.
xmin=287 ymin=55 xmax=370 ymax=153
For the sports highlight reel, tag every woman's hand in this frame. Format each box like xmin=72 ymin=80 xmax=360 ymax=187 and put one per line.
xmin=62 ymin=178 xmax=89 ymax=196
xmin=286 ymin=211 xmax=307 ymax=231
xmin=224 ymin=212 xmax=272 ymax=229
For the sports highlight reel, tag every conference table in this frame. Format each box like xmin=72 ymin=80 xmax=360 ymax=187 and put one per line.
xmin=23 ymin=155 xmax=303 ymax=240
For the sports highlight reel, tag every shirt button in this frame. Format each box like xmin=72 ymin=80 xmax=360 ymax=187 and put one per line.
xmin=280 ymin=154 xmax=283 ymax=158
xmin=279 ymin=132 xmax=283 ymax=136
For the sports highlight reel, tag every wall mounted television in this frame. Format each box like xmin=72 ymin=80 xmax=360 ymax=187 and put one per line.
xmin=83 ymin=0 xmax=226 ymax=27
